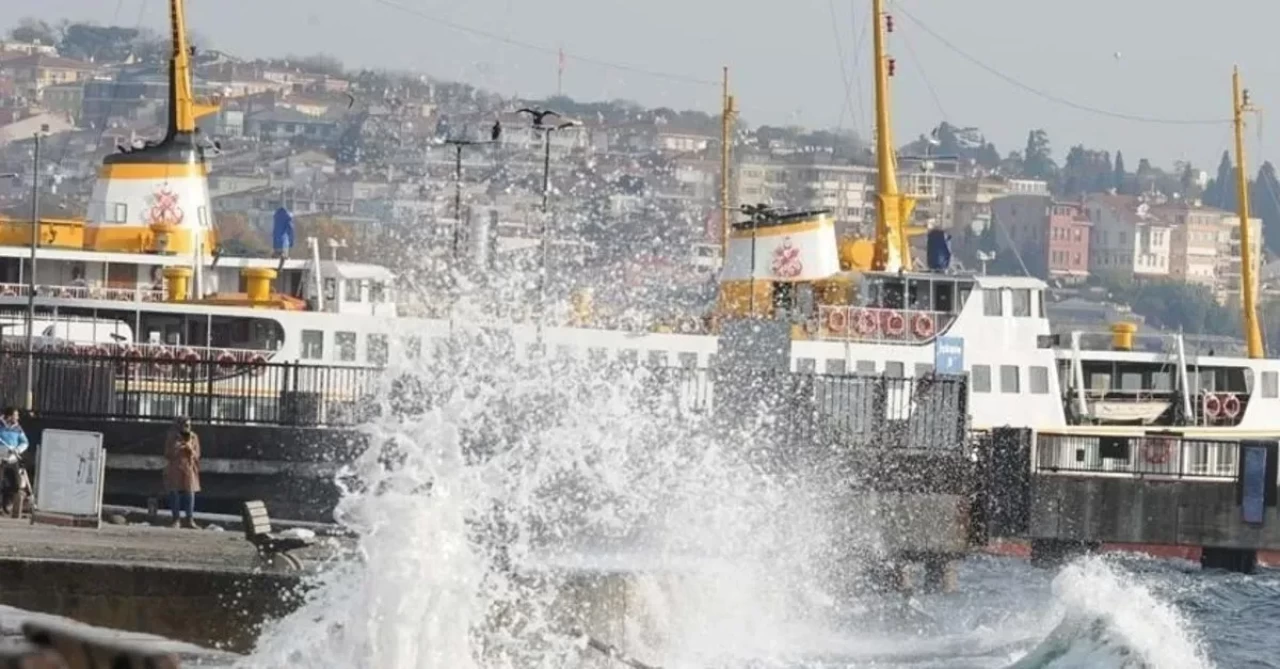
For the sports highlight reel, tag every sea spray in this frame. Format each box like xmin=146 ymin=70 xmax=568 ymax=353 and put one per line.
xmin=1009 ymin=555 xmax=1212 ymax=669
xmin=243 ymin=325 xmax=844 ymax=669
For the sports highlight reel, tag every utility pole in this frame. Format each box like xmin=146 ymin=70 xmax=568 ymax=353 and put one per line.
xmin=720 ymin=67 xmax=736 ymax=260
xmin=24 ymin=126 xmax=48 ymax=413
xmin=443 ymin=121 xmax=502 ymax=258
xmin=517 ymin=108 xmax=580 ymax=315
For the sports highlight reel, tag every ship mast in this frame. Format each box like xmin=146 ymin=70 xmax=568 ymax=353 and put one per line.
xmin=870 ymin=0 xmax=914 ymax=272
xmin=167 ymin=0 xmax=198 ymax=138
xmin=1232 ymin=66 xmax=1263 ymax=358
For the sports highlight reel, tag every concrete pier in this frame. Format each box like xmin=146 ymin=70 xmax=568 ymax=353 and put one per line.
xmin=0 ymin=519 xmax=343 ymax=651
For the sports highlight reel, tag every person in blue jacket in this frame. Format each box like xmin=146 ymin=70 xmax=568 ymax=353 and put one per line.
xmin=0 ymin=407 xmax=29 ymax=518
xmin=0 ymin=407 xmax=27 ymax=456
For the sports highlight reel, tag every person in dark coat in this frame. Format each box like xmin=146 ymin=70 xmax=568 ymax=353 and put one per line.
xmin=163 ymin=416 xmax=201 ymax=528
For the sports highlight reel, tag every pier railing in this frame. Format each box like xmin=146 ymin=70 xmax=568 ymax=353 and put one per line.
xmin=1033 ymin=432 xmax=1239 ymax=480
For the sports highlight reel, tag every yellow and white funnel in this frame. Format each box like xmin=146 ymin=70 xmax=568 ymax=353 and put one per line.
xmin=717 ymin=209 xmax=840 ymax=317
xmin=84 ymin=0 xmax=218 ymax=256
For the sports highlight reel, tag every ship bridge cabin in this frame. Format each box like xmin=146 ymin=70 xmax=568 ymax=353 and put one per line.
xmin=0 ymin=243 xmax=400 ymax=366
xmin=714 ymin=207 xmax=1047 ymax=345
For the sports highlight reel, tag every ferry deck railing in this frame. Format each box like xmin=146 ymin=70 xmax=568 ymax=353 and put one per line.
xmin=0 ymin=348 xmax=969 ymax=445
xmin=1033 ymin=432 xmax=1240 ymax=481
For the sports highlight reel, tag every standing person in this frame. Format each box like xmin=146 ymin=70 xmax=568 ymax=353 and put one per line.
xmin=0 ymin=407 xmax=29 ymax=518
xmin=163 ymin=416 xmax=200 ymax=528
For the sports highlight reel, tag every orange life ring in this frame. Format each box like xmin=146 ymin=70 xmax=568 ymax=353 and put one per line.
xmin=1142 ymin=438 xmax=1173 ymax=465
xmin=1203 ymin=393 xmax=1222 ymax=419
xmin=216 ymin=351 xmax=237 ymax=374
xmin=1222 ymin=393 xmax=1241 ymax=419
xmin=853 ymin=309 xmax=877 ymax=336
xmin=883 ymin=310 xmax=906 ymax=336
xmin=913 ymin=313 xmax=935 ymax=339
xmin=249 ymin=353 xmax=268 ymax=375
xmin=827 ymin=308 xmax=849 ymax=333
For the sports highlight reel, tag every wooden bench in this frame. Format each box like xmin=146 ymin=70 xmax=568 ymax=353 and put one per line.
xmin=240 ymin=500 xmax=313 ymax=571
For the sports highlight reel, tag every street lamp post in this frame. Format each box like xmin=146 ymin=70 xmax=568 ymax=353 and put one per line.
xmin=516 ymin=108 xmax=580 ymax=314
xmin=443 ymin=120 xmax=502 ymax=258
xmin=24 ymin=126 xmax=48 ymax=412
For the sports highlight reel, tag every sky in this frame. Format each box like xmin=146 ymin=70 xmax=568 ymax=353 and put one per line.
xmin=5 ymin=0 xmax=1280 ymax=172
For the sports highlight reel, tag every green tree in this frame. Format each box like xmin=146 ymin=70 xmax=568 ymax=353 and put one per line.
xmin=1113 ymin=151 xmax=1127 ymax=193
xmin=1020 ymin=129 xmax=1056 ymax=181
xmin=9 ymin=18 xmax=57 ymax=45
xmin=1204 ymin=150 xmax=1235 ymax=210
xmin=1252 ymin=161 xmax=1280 ymax=255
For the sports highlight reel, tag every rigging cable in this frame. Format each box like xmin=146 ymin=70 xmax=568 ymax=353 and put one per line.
xmin=849 ymin=0 xmax=868 ymax=139
xmin=369 ymin=0 xmax=718 ymax=87
xmin=827 ymin=0 xmax=860 ymax=132
xmin=893 ymin=5 xmax=1231 ymax=127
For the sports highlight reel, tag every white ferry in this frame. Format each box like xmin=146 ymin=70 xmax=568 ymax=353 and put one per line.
xmin=3 ymin=0 xmax=1278 ymax=446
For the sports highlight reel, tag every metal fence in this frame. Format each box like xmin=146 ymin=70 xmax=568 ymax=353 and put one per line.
xmin=0 ymin=348 xmax=382 ymax=427
xmin=0 ymin=348 xmax=969 ymax=447
xmin=1034 ymin=432 xmax=1240 ymax=479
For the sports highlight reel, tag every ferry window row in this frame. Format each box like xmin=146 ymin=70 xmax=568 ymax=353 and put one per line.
xmin=982 ymin=288 xmax=1046 ymax=319
xmin=300 ymin=329 xmax=388 ymax=365
xmin=971 ymin=364 xmax=1051 ymax=395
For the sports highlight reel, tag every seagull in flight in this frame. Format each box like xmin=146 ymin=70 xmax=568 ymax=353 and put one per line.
xmin=517 ymin=108 xmax=560 ymax=127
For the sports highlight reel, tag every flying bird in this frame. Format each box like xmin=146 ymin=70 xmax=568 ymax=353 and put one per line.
xmin=518 ymin=108 xmax=560 ymax=126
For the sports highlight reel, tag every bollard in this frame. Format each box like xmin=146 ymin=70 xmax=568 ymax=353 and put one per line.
xmin=22 ymin=622 xmax=182 ymax=669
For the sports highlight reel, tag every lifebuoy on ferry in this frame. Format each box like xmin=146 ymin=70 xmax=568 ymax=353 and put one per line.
xmin=882 ymin=310 xmax=906 ymax=337
xmin=152 ymin=348 xmax=174 ymax=374
xmin=1142 ymin=438 xmax=1173 ymax=465
xmin=216 ymin=351 xmax=237 ymax=374
xmin=0 ymin=287 xmax=14 ymax=297
xmin=1202 ymin=393 xmax=1222 ymax=420
xmin=249 ymin=353 xmax=268 ymax=375
xmin=853 ymin=309 xmax=877 ymax=336
xmin=1221 ymin=393 xmax=1241 ymax=419
xmin=89 ymin=345 xmax=107 ymax=358
xmin=175 ymin=348 xmax=200 ymax=371
xmin=827 ymin=308 xmax=849 ymax=333
xmin=912 ymin=313 xmax=935 ymax=339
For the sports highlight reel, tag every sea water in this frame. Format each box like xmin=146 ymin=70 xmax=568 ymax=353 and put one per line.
xmin=234 ymin=322 xmax=1241 ymax=668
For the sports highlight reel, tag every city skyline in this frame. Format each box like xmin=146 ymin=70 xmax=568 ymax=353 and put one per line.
xmin=4 ymin=0 xmax=1279 ymax=171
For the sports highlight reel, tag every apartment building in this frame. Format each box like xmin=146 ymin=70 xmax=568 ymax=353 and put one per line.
xmin=1157 ymin=203 xmax=1230 ymax=288
xmin=1216 ymin=214 xmax=1264 ymax=304
xmin=989 ymin=194 xmax=1091 ymax=280
xmin=735 ymin=159 xmax=874 ymax=236
xmin=1084 ymin=194 xmax=1173 ymax=279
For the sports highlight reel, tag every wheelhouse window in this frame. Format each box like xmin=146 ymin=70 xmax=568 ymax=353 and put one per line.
xmin=972 ymin=365 xmax=992 ymax=392
xmin=301 ymin=330 xmax=324 ymax=359
xmin=1030 ymin=366 xmax=1050 ymax=394
xmin=344 ymin=280 xmax=362 ymax=303
xmin=335 ymin=331 xmax=357 ymax=361
xmin=370 ymin=282 xmax=387 ymax=303
xmin=983 ymin=289 xmax=1003 ymax=316
xmin=1011 ymin=289 xmax=1031 ymax=317
xmin=1263 ymin=371 xmax=1279 ymax=398
xmin=1000 ymin=365 xmax=1020 ymax=393
xmin=367 ymin=334 xmax=388 ymax=365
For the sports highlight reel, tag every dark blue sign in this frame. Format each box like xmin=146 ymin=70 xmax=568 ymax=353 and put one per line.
xmin=926 ymin=229 xmax=952 ymax=272
xmin=271 ymin=207 xmax=294 ymax=255
xmin=935 ymin=337 xmax=964 ymax=375
xmin=1242 ymin=444 xmax=1267 ymax=525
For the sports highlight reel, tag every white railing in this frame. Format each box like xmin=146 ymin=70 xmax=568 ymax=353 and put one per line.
xmin=0 ymin=282 xmax=167 ymax=303
xmin=1034 ymin=432 xmax=1239 ymax=481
